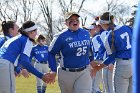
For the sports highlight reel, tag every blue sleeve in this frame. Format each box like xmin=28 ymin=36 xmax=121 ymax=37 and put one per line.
xmin=14 ymin=66 xmax=22 ymax=74
xmin=48 ymin=52 xmax=57 ymax=72
xmin=89 ymin=39 xmax=94 ymax=61
xmin=0 ymin=38 xmax=5 ymax=48
xmin=19 ymin=53 xmax=43 ymax=79
xmin=103 ymin=53 xmax=115 ymax=65
xmin=49 ymin=34 xmax=63 ymax=54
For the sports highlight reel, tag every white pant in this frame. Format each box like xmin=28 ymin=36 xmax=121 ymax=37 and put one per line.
xmin=58 ymin=66 xmax=92 ymax=93
xmin=103 ymin=67 xmax=114 ymax=93
xmin=114 ymin=59 xmax=132 ymax=93
xmin=34 ymin=62 xmax=49 ymax=87
xmin=0 ymin=59 xmax=15 ymax=93
xmin=92 ymin=61 xmax=104 ymax=93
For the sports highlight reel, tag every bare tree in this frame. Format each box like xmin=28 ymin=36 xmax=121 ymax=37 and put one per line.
xmin=37 ymin=0 xmax=53 ymax=40
xmin=102 ymin=0 xmax=132 ymax=25
xmin=55 ymin=0 xmax=87 ymax=31
xmin=0 ymin=0 xmax=41 ymax=25
xmin=0 ymin=0 xmax=18 ymax=21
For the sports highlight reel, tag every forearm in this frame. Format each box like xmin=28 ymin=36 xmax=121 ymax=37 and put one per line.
xmin=48 ymin=52 xmax=57 ymax=72
xmin=19 ymin=54 xmax=44 ymax=79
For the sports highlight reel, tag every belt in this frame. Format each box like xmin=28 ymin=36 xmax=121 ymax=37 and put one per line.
xmin=122 ymin=58 xmax=130 ymax=60
xmin=36 ymin=61 xmax=47 ymax=64
xmin=61 ymin=66 xmax=87 ymax=72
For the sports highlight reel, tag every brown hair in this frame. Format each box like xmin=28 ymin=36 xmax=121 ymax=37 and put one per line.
xmin=1 ymin=21 xmax=15 ymax=36
xmin=19 ymin=21 xmax=36 ymax=42
xmin=100 ymin=12 xmax=115 ymax=51
xmin=37 ymin=35 xmax=46 ymax=42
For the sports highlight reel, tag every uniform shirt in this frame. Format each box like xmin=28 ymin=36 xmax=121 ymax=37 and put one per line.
xmin=0 ymin=34 xmax=43 ymax=79
xmin=48 ymin=28 xmax=92 ymax=72
xmin=103 ymin=25 xmax=132 ymax=65
xmin=98 ymin=30 xmax=109 ymax=61
xmin=30 ymin=44 xmax=48 ymax=63
xmin=91 ymin=34 xmax=102 ymax=60
xmin=0 ymin=35 xmax=11 ymax=48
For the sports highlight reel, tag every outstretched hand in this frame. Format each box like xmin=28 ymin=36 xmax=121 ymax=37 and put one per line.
xmin=21 ymin=69 xmax=31 ymax=78
xmin=41 ymin=72 xmax=57 ymax=84
xmin=90 ymin=63 xmax=106 ymax=78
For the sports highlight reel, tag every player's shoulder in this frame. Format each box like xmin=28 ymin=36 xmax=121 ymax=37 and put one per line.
xmin=115 ymin=25 xmax=132 ymax=33
xmin=0 ymin=35 xmax=5 ymax=41
xmin=44 ymin=45 xmax=48 ymax=47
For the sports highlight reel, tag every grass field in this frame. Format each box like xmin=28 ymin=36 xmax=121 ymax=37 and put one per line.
xmin=16 ymin=75 xmax=61 ymax=93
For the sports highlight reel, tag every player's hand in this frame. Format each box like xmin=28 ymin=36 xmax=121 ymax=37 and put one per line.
xmin=91 ymin=64 xmax=106 ymax=77
xmin=90 ymin=61 xmax=100 ymax=68
xmin=14 ymin=71 xmax=21 ymax=77
xmin=21 ymin=69 xmax=31 ymax=78
xmin=41 ymin=73 xmax=51 ymax=83
xmin=47 ymin=71 xmax=57 ymax=84
xmin=108 ymin=64 xmax=114 ymax=72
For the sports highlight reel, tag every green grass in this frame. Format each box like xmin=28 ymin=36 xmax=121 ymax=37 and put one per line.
xmin=16 ymin=75 xmax=61 ymax=93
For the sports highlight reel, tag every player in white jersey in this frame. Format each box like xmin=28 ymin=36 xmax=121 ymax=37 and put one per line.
xmin=0 ymin=20 xmax=30 ymax=78
xmin=92 ymin=12 xmax=132 ymax=93
xmin=84 ymin=20 xmax=104 ymax=93
xmin=0 ymin=21 xmax=49 ymax=93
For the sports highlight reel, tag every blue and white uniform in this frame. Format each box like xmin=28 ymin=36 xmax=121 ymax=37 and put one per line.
xmin=48 ymin=28 xmax=93 ymax=93
xmin=91 ymin=33 xmax=104 ymax=93
xmin=99 ymin=28 xmax=115 ymax=93
xmin=0 ymin=34 xmax=22 ymax=73
xmin=103 ymin=25 xmax=132 ymax=93
xmin=0 ymin=35 xmax=11 ymax=47
xmin=30 ymin=44 xmax=49 ymax=93
xmin=0 ymin=34 xmax=44 ymax=93
xmin=132 ymin=4 xmax=140 ymax=93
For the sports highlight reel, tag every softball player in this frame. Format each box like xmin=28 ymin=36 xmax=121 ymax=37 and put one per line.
xmin=0 ymin=21 xmax=30 ymax=77
xmin=132 ymin=4 xmax=140 ymax=93
xmin=48 ymin=12 xmax=93 ymax=93
xmin=99 ymin=27 xmax=115 ymax=93
xmin=30 ymin=35 xmax=49 ymax=93
xmin=84 ymin=23 xmax=104 ymax=93
xmin=0 ymin=21 xmax=49 ymax=93
xmin=0 ymin=21 xmax=19 ymax=47
xmin=92 ymin=12 xmax=132 ymax=93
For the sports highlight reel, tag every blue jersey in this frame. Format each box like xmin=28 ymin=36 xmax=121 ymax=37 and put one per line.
xmin=0 ymin=34 xmax=43 ymax=78
xmin=99 ymin=30 xmax=109 ymax=60
xmin=103 ymin=25 xmax=132 ymax=65
xmin=0 ymin=35 xmax=11 ymax=47
xmin=132 ymin=4 xmax=140 ymax=93
xmin=30 ymin=44 xmax=48 ymax=63
xmin=48 ymin=28 xmax=92 ymax=72
xmin=91 ymin=34 xmax=102 ymax=60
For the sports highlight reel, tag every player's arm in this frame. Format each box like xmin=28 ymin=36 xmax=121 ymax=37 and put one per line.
xmin=48 ymin=33 xmax=63 ymax=72
xmin=19 ymin=53 xmax=44 ymax=79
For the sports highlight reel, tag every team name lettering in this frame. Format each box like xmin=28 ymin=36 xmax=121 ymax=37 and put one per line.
xmin=35 ymin=51 xmax=47 ymax=54
xmin=69 ymin=40 xmax=90 ymax=48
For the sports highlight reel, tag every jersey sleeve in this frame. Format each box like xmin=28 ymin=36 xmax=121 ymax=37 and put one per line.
xmin=49 ymin=34 xmax=63 ymax=54
xmin=19 ymin=53 xmax=44 ymax=79
xmin=21 ymin=38 xmax=33 ymax=57
xmin=103 ymin=32 xmax=116 ymax=65
xmin=48 ymin=34 xmax=63 ymax=72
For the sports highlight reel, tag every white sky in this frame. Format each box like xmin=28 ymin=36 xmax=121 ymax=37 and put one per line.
xmin=52 ymin=0 xmax=139 ymax=20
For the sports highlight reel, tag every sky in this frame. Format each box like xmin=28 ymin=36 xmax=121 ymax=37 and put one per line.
xmin=52 ymin=0 xmax=139 ymax=22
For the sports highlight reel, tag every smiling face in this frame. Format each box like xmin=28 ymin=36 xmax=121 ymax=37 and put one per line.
xmin=65 ymin=15 xmax=80 ymax=31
